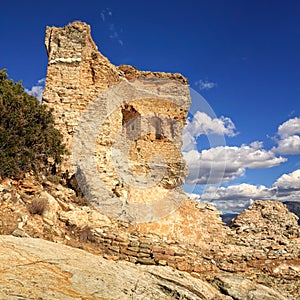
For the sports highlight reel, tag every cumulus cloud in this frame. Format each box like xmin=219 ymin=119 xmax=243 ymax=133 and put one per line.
xmin=275 ymin=135 xmax=300 ymax=155
xmin=273 ymin=169 xmax=300 ymax=198
xmin=188 ymin=169 xmax=300 ymax=213
xmin=277 ymin=117 xmax=300 ymax=137
xmin=200 ymin=183 xmax=273 ymax=201
xmin=182 ymin=111 xmax=286 ymax=185
xmin=182 ymin=111 xmax=237 ymax=151
xmin=195 ymin=79 xmax=216 ymax=90
xmin=188 ymin=187 xmax=257 ymax=214
xmin=272 ymin=117 xmax=300 ymax=155
xmin=25 ymin=78 xmax=45 ymax=102
xmin=184 ymin=142 xmax=287 ymax=185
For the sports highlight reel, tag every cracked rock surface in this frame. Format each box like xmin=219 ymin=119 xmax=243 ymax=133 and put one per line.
xmin=0 ymin=235 xmax=289 ymax=300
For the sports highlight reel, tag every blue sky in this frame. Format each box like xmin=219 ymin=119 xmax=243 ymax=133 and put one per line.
xmin=1 ymin=0 xmax=299 ymax=213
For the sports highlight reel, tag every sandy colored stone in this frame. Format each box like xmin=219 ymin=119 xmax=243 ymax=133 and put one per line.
xmin=39 ymin=191 xmax=59 ymax=225
xmin=214 ymin=276 xmax=287 ymax=300
xmin=231 ymin=200 xmax=300 ymax=239
xmin=43 ymin=21 xmax=190 ymax=222
xmin=137 ymin=199 xmax=230 ymax=248
xmin=58 ymin=206 xmax=111 ymax=228
xmin=0 ymin=176 xmax=299 ymax=297
xmin=0 ymin=235 xmax=229 ymax=300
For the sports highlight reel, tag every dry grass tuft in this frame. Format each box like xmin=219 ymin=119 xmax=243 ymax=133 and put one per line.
xmin=28 ymin=198 xmax=48 ymax=215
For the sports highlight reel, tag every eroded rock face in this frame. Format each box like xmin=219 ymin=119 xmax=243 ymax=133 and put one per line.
xmin=213 ymin=276 xmax=287 ymax=300
xmin=43 ymin=21 xmax=191 ymax=221
xmin=0 ymin=235 xmax=288 ymax=300
xmin=230 ymin=200 xmax=300 ymax=239
xmin=0 ymin=176 xmax=299 ymax=298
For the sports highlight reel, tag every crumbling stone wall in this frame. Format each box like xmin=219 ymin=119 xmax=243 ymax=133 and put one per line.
xmin=43 ymin=21 xmax=191 ymax=220
xmin=43 ymin=21 xmax=122 ymax=152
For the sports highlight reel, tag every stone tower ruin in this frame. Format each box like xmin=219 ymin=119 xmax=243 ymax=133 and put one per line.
xmin=43 ymin=21 xmax=191 ymax=222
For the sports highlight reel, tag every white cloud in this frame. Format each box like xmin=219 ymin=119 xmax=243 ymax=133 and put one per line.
xmin=273 ymin=169 xmax=300 ymax=192
xmin=272 ymin=117 xmax=300 ymax=155
xmin=100 ymin=8 xmax=112 ymax=22
xmin=184 ymin=143 xmax=287 ymax=184
xmin=101 ymin=8 xmax=124 ymax=47
xmin=277 ymin=117 xmax=300 ymax=137
xmin=288 ymin=110 xmax=296 ymax=117
xmin=25 ymin=78 xmax=45 ymax=102
xmin=188 ymin=169 xmax=300 ymax=213
xmin=182 ymin=111 xmax=237 ymax=151
xmin=195 ymin=79 xmax=216 ymax=90
xmin=38 ymin=78 xmax=45 ymax=85
xmin=274 ymin=135 xmax=300 ymax=155
xmin=187 ymin=111 xmax=236 ymax=137
xmin=201 ymin=183 xmax=274 ymax=201
xmin=182 ymin=112 xmax=286 ymax=185
xmin=188 ymin=187 xmax=257 ymax=214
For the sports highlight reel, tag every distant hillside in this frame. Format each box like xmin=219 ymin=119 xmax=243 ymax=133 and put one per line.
xmin=221 ymin=213 xmax=238 ymax=225
xmin=283 ymin=201 xmax=300 ymax=224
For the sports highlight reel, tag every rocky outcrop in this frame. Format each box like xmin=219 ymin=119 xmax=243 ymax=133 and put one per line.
xmin=213 ymin=276 xmax=287 ymax=300
xmin=0 ymin=176 xmax=299 ymax=298
xmin=0 ymin=176 xmax=229 ymax=270
xmin=0 ymin=235 xmax=289 ymax=300
xmin=230 ymin=200 xmax=300 ymax=251
xmin=231 ymin=200 xmax=300 ymax=237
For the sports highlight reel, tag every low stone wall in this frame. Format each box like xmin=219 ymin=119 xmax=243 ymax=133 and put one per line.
xmin=82 ymin=224 xmax=219 ymax=278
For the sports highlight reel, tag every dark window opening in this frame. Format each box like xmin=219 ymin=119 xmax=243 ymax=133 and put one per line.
xmin=151 ymin=116 xmax=163 ymax=140
xmin=122 ymin=104 xmax=141 ymax=141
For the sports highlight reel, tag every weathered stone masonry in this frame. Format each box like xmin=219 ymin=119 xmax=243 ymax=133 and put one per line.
xmin=43 ymin=21 xmax=191 ymax=216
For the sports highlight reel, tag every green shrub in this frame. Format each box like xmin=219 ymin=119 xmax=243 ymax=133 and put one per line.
xmin=0 ymin=69 xmax=67 ymax=179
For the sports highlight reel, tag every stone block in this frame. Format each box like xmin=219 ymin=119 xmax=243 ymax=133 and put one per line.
xmin=136 ymin=258 xmax=155 ymax=265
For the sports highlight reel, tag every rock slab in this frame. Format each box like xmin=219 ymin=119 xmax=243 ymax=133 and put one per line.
xmin=0 ymin=236 xmax=290 ymax=300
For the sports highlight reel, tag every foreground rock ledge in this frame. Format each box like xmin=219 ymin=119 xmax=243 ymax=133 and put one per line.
xmin=0 ymin=235 xmax=288 ymax=300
